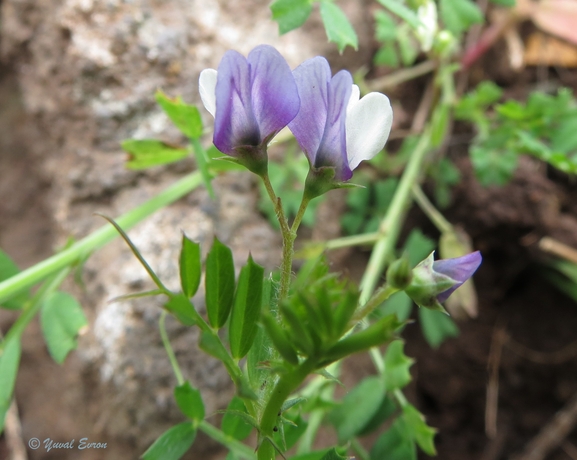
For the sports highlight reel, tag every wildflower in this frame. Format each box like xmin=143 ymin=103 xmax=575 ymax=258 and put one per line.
xmin=404 ymin=251 xmax=482 ymax=314
xmin=288 ymin=56 xmax=392 ymax=195
xmin=199 ymin=45 xmax=300 ymax=175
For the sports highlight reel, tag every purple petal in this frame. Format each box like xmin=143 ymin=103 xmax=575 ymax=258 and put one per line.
xmin=214 ymin=50 xmax=260 ymax=155
xmin=248 ymin=45 xmax=300 ymax=141
xmin=435 ymin=251 xmax=482 ymax=303
xmin=315 ymin=70 xmax=352 ymax=180
xmin=288 ymin=57 xmax=331 ymax=165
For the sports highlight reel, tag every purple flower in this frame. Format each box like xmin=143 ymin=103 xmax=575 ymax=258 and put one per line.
xmin=404 ymin=251 xmax=482 ymax=314
xmin=199 ymin=45 xmax=300 ymax=174
xmin=288 ymin=57 xmax=393 ymax=182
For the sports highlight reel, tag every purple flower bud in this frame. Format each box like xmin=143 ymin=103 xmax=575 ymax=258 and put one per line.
xmin=404 ymin=251 xmax=482 ymax=314
xmin=199 ymin=45 xmax=300 ymax=174
xmin=288 ymin=57 xmax=393 ymax=183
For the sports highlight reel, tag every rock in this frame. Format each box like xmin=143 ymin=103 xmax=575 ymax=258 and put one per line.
xmin=0 ymin=0 xmax=373 ymax=457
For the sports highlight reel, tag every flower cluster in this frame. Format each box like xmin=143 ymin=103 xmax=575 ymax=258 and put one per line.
xmin=199 ymin=45 xmax=393 ymax=189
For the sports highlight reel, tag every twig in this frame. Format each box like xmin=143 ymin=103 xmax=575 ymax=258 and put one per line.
xmin=562 ymin=441 xmax=577 ymax=460
xmin=510 ymin=391 xmax=577 ymax=460
xmin=5 ymin=400 xmax=28 ymax=460
xmin=505 ymin=336 xmax=577 ymax=365
xmin=486 ymin=326 xmax=507 ymax=439
xmin=367 ymin=60 xmax=436 ymax=92
xmin=539 ymin=237 xmax=577 ymax=265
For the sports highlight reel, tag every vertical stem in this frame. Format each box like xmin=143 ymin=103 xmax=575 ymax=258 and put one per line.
xmin=359 ymin=127 xmax=432 ymax=304
xmin=260 ymin=173 xmax=295 ymax=303
xmin=257 ymin=357 xmax=318 ymax=460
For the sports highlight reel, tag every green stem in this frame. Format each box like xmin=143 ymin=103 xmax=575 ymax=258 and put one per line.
xmin=351 ymin=284 xmax=399 ymax=324
xmin=350 ymin=438 xmax=370 ymax=460
xmin=412 ymin=184 xmax=453 ymax=234
xmin=159 ymin=310 xmax=185 ymax=386
xmin=325 ymin=232 xmax=380 ymax=250
xmin=1 ymin=267 xmax=70 ymax=349
xmin=359 ymin=127 xmax=432 ymax=305
xmin=0 ymin=171 xmax=203 ymax=305
xmin=261 ymin=173 xmax=295 ymax=303
xmin=199 ymin=421 xmax=257 ymax=459
xmin=290 ymin=195 xmax=310 ymax=234
xmin=257 ymin=357 xmax=318 ymax=460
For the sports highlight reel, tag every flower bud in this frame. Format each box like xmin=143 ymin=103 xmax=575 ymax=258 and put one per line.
xmin=404 ymin=251 xmax=482 ymax=314
xmin=387 ymin=256 xmax=413 ymax=290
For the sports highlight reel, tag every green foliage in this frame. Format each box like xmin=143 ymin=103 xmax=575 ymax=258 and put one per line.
xmin=431 ymin=158 xmax=461 ymax=208
xmin=402 ymin=403 xmax=437 ymax=455
xmin=0 ymin=337 xmax=21 ymax=433
xmin=0 ymin=249 xmax=28 ymax=310
xmin=418 ymin=307 xmax=459 ymax=348
xmin=229 ymin=255 xmax=264 ymax=359
xmin=271 ymin=0 xmax=313 ymax=34
xmin=543 ymin=259 xmax=577 ymax=302
xmin=179 ymin=235 xmax=201 ymax=298
xmin=328 ymin=376 xmax=386 ymax=442
xmin=373 ymin=4 xmax=420 ymax=68
xmin=281 ymin=258 xmax=361 ymax=358
xmin=164 ymin=294 xmax=197 ymax=327
xmin=319 ymin=1 xmax=358 ymax=52
xmin=489 ymin=0 xmax=515 ymax=6
xmin=270 ymin=0 xmax=357 ymax=52
xmin=457 ymin=86 xmax=577 ymax=185
xmin=155 ymin=90 xmax=203 ymax=140
xmin=40 ymin=291 xmax=88 ymax=364
xmin=174 ymin=382 xmax=205 ymax=423
xmin=205 ymin=237 xmax=236 ymax=329
xmin=142 ymin=422 xmax=196 ymax=460
xmin=122 ymin=139 xmax=189 ymax=170
xmin=341 ymin=177 xmax=398 ymax=235
xmin=221 ymin=397 xmax=252 ymax=441
xmin=439 ymin=0 xmax=483 ymax=35
xmin=371 ymin=417 xmax=416 ymax=460
xmin=383 ymin=340 xmax=414 ymax=390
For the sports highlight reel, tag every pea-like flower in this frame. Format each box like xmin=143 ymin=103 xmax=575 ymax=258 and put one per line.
xmin=288 ymin=57 xmax=393 ymax=186
xmin=404 ymin=251 xmax=482 ymax=314
xmin=199 ymin=45 xmax=300 ymax=175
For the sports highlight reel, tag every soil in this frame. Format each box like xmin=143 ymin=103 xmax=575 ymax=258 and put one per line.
xmin=2 ymin=2 xmax=577 ymax=460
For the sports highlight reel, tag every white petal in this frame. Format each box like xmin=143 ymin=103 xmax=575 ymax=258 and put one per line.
xmin=199 ymin=68 xmax=217 ymax=117
xmin=347 ymin=84 xmax=360 ymax=111
xmin=346 ymin=92 xmax=393 ymax=170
